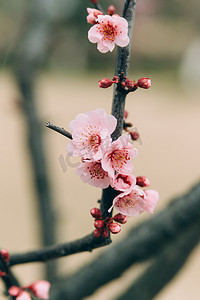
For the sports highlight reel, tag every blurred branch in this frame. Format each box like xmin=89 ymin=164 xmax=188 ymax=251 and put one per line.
xmin=116 ymin=220 xmax=200 ymax=300
xmin=49 ymin=182 xmax=200 ymax=299
xmin=14 ymin=0 xmax=57 ymax=280
xmin=45 ymin=121 xmax=72 ymax=139
xmin=9 ymin=233 xmax=111 ymax=266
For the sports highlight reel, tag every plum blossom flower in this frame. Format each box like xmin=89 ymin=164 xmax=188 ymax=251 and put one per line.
xmin=112 ymin=173 xmax=136 ymax=192
xmin=27 ymin=280 xmax=51 ymax=300
xmin=67 ymin=109 xmax=117 ymax=161
xmin=108 ymin=186 xmax=146 ymax=216
xmin=144 ymin=190 xmax=159 ymax=214
xmin=87 ymin=8 xmax=103 ymax=24
xmin=16 ymin=291 xmax=32 ymax=300
xmin=101 ymin=135 xmax=138 ymax=178
xmin=76 ymin=160 xmax=111 ymax=188
xmin=88 ymin=14 xmax=129 ymax=53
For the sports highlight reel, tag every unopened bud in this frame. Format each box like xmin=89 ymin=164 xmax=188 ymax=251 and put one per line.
xmin=0 ymin=271 xmax=6 ymax=277
xmin=0 ymin=249 xmax=10 ymax=262
xmin=123 ymin=122 xmax=133 ymax=130
xmin=130 ymin=131 xmax=140 ymax=141
xmin=136 ymin=77 xmax=151 ymax=89
xmin=112 ymin=76 xmax=119 ymax=83
xmin=101 ymin=228 xmax=109 ymax=238
xmin=107 ymin=222 xmax=121 ymax=234
xmin=124 ymin=110 xmax=128 ymax=119
xmin=90 ymin=208 xmax=101 ymax=219
xmin=8 ymin=286 xmax=21 ymax=297
xmin=125 ymin=79 xmax=135 ymax=89
xmin=121 ymin=82 xmax=126 ymax=88
xmin=93 ymin=228 xmax=101 ymax=237
xmin=113 ymin=213 xmax=127 ymax=224
xmin=107 ymin=5 xmax=116 ymax=16
xmin=90 ymin=0 xmax=98 ymax=3
xmin=136 ymin=176 xmax=150 ymax=187
xmin=94 ymin=219 xmax=104 ymax=229
xmin=98 ymin=78 xmax=113 ymax=88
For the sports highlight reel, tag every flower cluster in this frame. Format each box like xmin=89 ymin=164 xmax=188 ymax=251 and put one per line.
xmin=87 ymin=7 xmax=129 ymax=53
xmin=67 ymin=109 xmax=159 ymax=221
xmin=90 ymin=208 xmax=127 ymax=237
xmin=8 ymin=281 xmax=51 ymax=300
xmin=0 ymin=249 xmax=51 ymax=300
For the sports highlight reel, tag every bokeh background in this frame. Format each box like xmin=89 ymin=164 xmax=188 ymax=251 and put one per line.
xmin=0 ymin=0 xmax=200 ymax=299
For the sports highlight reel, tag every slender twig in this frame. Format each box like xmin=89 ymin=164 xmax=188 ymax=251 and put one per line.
xmin=9 ymin=233 xmax=111 ymax=266
xmin=94 ymin=3 xmax=105 ymax=14
xmin=0 ymin=257 xmax=20 ymax=296
xmin=45 ymin=122 xmax=72 ymax=139
xmin=116 ymin=220 xmax=200 ymax=300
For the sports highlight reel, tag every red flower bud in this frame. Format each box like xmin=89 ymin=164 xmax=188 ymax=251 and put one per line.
xmin=8 ymin=286 xmax=21 ymax=297
xmin=112 ymin=76 xmax=119 ymax=83
xmin=1 ymin=249 xmax=10 ymax=262
xmin=113 ymin=213 xmax=127 ymax=224
xmin=93 ymin=228 xmax=101 ymax=237
xmin=121 ymin=82 xmax=126 ymax=88
xmin=125 ymin=79 xmax=135 ymax=89
xmin=101 ymin=228 xmax=109 ymax=238
xmin=98 ymin=78 xmax=113 ymax=88
xmin=90 ymin=208 xmax=101 ymax=219
xmin=136 ymin=77 xmax=151 ymax=89
xmin=107 ymin=222 xmax=121 ymax=234
xmin=90 ymin=0 xmax=98 ymax=3
xmin=130 ymin=131 xmax=140 ymax=141
xmin=136 ymin=176 xmax=150 ymax=187
xmin=107 ymin=5 xmax=116 ymax=16
xmin=124 ymin=110 xmax=128 ymax=119
xmin=0 ymin=271 xmax=6 ymax=277
xmin=94 ymin=219 xmax=104 ymax=229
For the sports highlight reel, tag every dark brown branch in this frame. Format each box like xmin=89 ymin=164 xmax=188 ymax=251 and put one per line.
xmin=45 ymin=121 xmax=72 ymax=139
xmin=116 ymin=220 xmax=200 ymax=300
xmin=49 ymin=182 xmax=200 ymax=300
xmin=9 ymin=233 xmax=111 ymax=266
xmin=111 ymin=0 xmax=137 ymax=141
xmin=14 ymin=0 xmax=57 ymax=279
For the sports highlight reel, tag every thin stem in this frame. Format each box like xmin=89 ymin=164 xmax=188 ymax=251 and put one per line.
xmin=9 ymin=233 xmax=111 ymax=266
xmin=45 ymin=122 xmax=72 ymax=139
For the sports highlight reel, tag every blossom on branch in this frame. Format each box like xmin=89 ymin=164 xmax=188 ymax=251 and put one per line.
xmin=109 ymin=187 xmax=146 ymax=216
xmin=86 ymin=8 xmax=103 ymax=24
xmin=67 ymin=109 xmax=117 ymax=161
xmin=76 ymin=160 xmax=111 ymax=188
xmin=88 ymin=15 xmax=129 ymax=53
xmin=101 ymin=135 xmax=138 ymax=178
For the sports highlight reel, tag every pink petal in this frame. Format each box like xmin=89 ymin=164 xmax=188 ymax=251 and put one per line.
xmin=28 ymin=280 xmax=51 ymax=300
xmin=16 ymin=291 xmax=32 ymax=300
xmin=88 ymin=25 xmax=102 ymax=43
xmin=144 ymin=190 xmax=159 ymax=214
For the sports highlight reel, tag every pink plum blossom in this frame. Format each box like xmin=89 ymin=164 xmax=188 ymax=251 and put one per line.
xmin=16 ymin=291 xmax=32 ymax=300
xmin=27 ymin=280 xmax=51 ymax=300
xmin=112 ymin=173 xmax=136 ymax=192
xmin=101 ymin=135 xmax=138 ymax=178
xmin=67 ymin=109 xmax=117 ymax=161
xmin=88 ymin=14 xmax=129 ymax=53
xmin=76 ymin=160 xmax=111 ymax=189
xmin=108 ymin=186 xmax=146 ymax=216
xmin=87 ymin=8 xmax=103 ymax=24
xmin=144 ymin=190 xmax=159 ymax=214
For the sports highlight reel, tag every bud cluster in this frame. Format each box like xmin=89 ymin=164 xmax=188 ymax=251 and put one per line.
xmin=98 ymin=75 xmax=151 ymax=92
xmin=123 ymin=110 xmax=140 ymax=142
xmin=0 ymin=248 xmax=10 ymax=278
xmin=90 ymin=208 xmax=127 ymax=237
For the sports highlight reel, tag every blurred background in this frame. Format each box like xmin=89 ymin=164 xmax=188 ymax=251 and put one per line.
xmin=0 ymin=0 xmax=200 ymax=299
